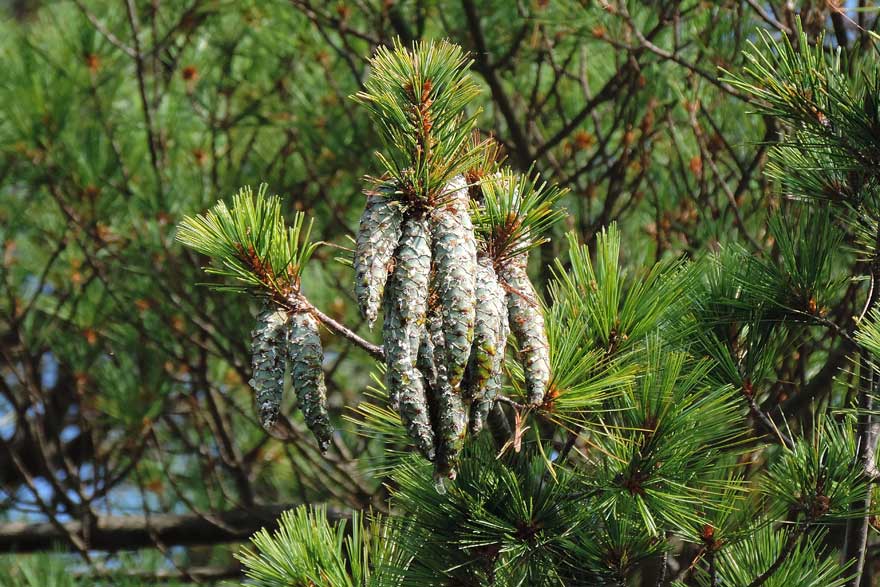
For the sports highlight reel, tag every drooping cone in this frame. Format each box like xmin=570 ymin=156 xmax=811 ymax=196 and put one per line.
xmin=465 ymin=255 xmax=509 ymax=434
xmin=249 ymin=304 xmax=290 ymax=430
xmin=354 ymin=184 xmax=404 ymax=328
xmin=487 ymin=402 xmax=512 ymax=448
xmin=384 ymin=215 xmax=435 ymax=460
xmin=419 ymin=300 xmax=466 ymax=479
xmin=430 ymin=175 xmax=477 ymax=387
xmin=499 ymin=254 xmax=550 ymax=405
xmin=470 ymin=354 xmax=508 ymax=436
xmin=288 ymin=311 xmax=333 ymax=452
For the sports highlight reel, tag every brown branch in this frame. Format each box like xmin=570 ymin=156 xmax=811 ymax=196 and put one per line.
xmin=462 ymin=0 xmax=533 ymax=169
xmin=76 ymin=565 xmax=242 ymax=584
xmin=72 ymin=0 xmax=137 ymax=57
xmin=124 ymin=0 xmax=165 ymax=201
xmin=0 ymin=503 xmax=346 ymax=553
xmin=297 ymin=297 xmax=385 ymax=361
xmin=744 ymin=0 xmax=792 ymax=35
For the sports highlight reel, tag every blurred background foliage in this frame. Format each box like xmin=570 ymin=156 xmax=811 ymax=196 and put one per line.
xmin=1 ymin=0 xmax=879 ymax=585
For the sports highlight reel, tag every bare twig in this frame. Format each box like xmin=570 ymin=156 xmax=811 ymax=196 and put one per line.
xmin=72 ymin=0 xmax=137 ymax=57
xmin=296 ymin=296 xmax=384 ymax=361
xmin=744 ymin=0 xmax=793 ymax=35
xmin=123 ymin=0 xmax=165 ymax=201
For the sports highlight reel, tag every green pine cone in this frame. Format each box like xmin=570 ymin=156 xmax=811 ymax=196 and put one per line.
xmin=500 ymin=254 xmax=550 ymax=405
xmin=354 ymin=185 xmax=404 ymax=328
xmin=249 ymin=304 xmax=290 ymax=431
xmin=468 ymin=268 xmax=510 ymax=435
xmin=384 ymin=216 xmax=435 ymax=460
xmin=416 ymin=301 xmax=440 ymax=391
xmin=464 ymin=256 xmax=506 ymax=401
xmin=470 ymin=363 xmax=506 ymax=436
xmin=288 ymin=311 xmax=333 ymax=452
xmin=421 ymin=303 xmax=466 ymax=479
xmin=430 ymin=175 xmax=477 ymax=388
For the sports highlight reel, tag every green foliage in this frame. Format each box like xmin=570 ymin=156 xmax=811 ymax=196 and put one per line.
xmin=238 ymin=506 xmax=402 ymax=587
xmin=856 ymin=306 xmax=880 ymax=358
xmin=726 ymin=17 xmax=880 ymax=212
xmin=388 ymin=442 xmax=594 ymax=586
xmin=0 ymin=554 xmax=192 ymax=587
xmin=589 ymin=342 xmax=748 ymax=537
xmin=177 ymin=185 xmax=318 ymax=297
xmin=0 ymin=556 xmax=76 ymax=587
xmin=762 ymin=417 xmax=870 ymax=522
xmin=471 ymin=168 xmax=567 ymax=261
xmin=750 ymin=207 xmax=845 ymax=315
xmin=552 ymin=227 xmax=696 ymax=352
xmin=687 ymin=525 xmax=851 ymax=587
xmin=685 ymin=203 xmax=847 ymax=394
xmin=345 ymin=370 xmax=416 ymax=474
xmin=352 ymin=39 xmax=486 ymax=202
xmin=3 ymin=2 xmax=880 ymax=586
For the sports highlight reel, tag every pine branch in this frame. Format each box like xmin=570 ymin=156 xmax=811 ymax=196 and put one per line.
xmin=295 ymin=295 xmax=384 ymax=361
xmin=352 ymin=39 xmax=487 ymax=202
xmin=745 ymin=524 xmax=810 ymax=587
xmin=176 ymin=185 xmax=318 ymax=298
xmin=471 ymin=168 xmax=567 ymax=263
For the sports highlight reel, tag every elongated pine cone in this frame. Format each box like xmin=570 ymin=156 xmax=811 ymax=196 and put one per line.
xmin=420 ymin=301 xmax=466 ymax=478
xmin=250 ymin=304 xmax=290 ymax=430
xmin=430 ymin=175 xmax=477 ymax=387
xmin=384 ymin=215 xmax=435 ymax=460
xmin=500 ymin=254 xmax=549 ymax=405
xmin=354 ymin=184 xmax=404 ymax=328
xmin=467 ymin=255 xmax=510 ymax=434
xmin=288 ymin=311 xmax=333 ymax=452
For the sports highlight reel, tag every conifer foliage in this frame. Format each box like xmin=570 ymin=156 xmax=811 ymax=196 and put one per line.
xmin=4 ymin=3 xmax=880 ymax=583
xmin=172 ymin=30 xmax=880 ymax=586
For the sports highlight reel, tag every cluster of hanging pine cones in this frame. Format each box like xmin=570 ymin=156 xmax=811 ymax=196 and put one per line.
xmin=249 ymin=302 xmax=333 ymax=452
xmin=355 ymin=174 xmax=550 ymax=478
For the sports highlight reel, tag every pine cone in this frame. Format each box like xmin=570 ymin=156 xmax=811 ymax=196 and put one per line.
xmin=429 ymin=175 xmax=477 ymax=387
xmin=384 ymin=215 xmax=435 ymax=460
xmin=421 ymin=302 xmax=466 ymax=479
xmin=249 ymin=304 xmax=290 ymax=430
xmin=354 ymin=184 xmax=404 ymax=328
xmin=500 ymin=254 xmax=549 ymax=405
xmin=288 ymin=311 xmax=333 ymax=452
xmin=465 ymin=255 xmax=509 ymax=434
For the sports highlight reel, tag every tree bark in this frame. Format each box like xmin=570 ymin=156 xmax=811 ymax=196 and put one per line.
xmin=0 ymin=503 xmax=345 ymax=553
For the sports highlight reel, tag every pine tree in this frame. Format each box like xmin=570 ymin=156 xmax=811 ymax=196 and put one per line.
xmin=175 ymin=31 xmax=879 ymax=586
xmin=4 ymin=2 xmax=880 ymax=586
